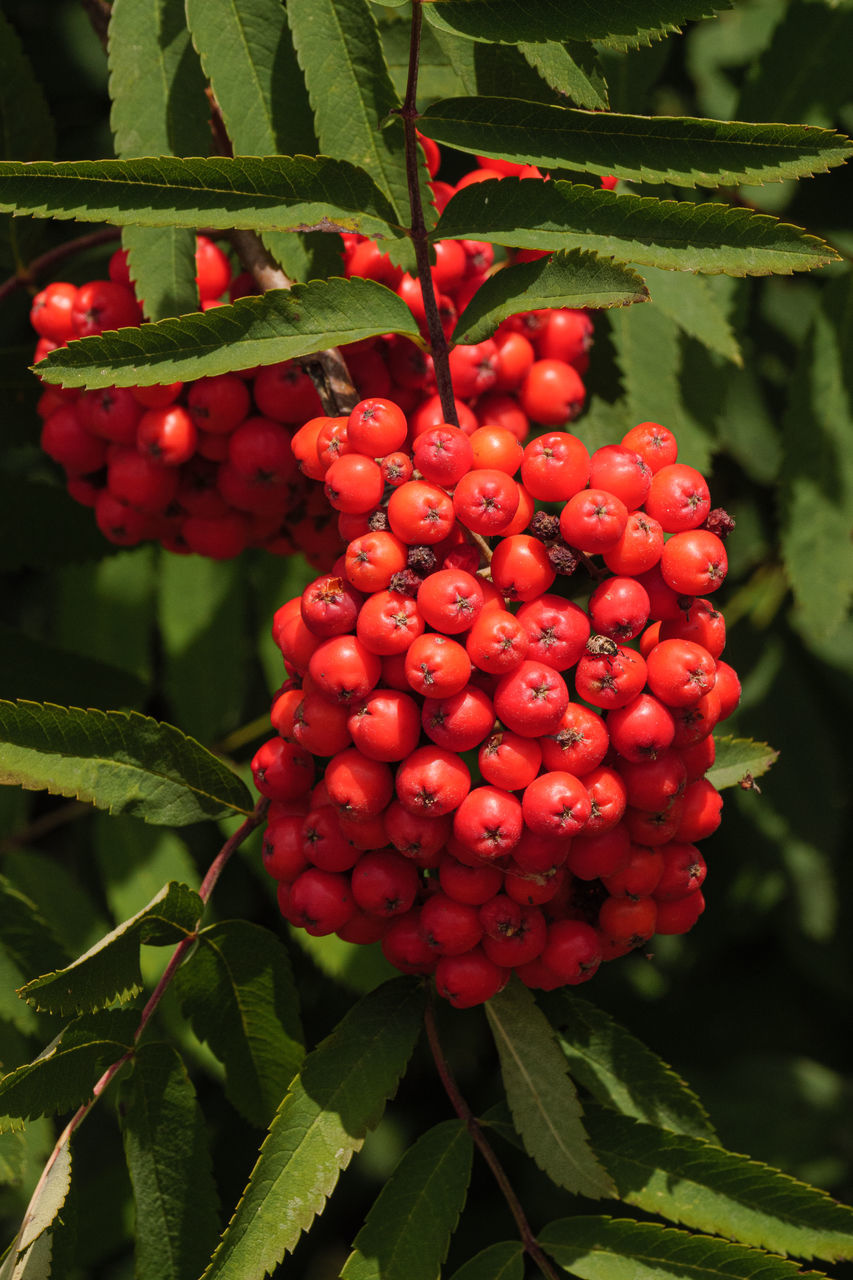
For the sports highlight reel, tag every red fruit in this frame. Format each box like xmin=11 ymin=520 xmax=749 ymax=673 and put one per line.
xmin=71 ymin=280 xmax=141 ymax=336
xmin=252 ymin=737 xmax=315 ymax=802
xmin=435 ymin=948 xmax=507 ymax=1008
xmin=420 ymin=893 xmax=483 ymax=955
xmin=288 ymin=868 xmax=355 ymax=936
xmin=621 ymin=421 xmax=678 ymax=473
xmin=574 ymin=644 xmax=647 ymax=711
xmin=520 ymin=359 xmax=586 ymax=425
xmin=493 ymin=660 xmax=570 ymax=738
xmin=395 ymin=745 xmax=471 ymax=816
xmin=195 ymin=235 xmax=232 ymax=300
xmin=137 ymin=405 xmax=197 ymax=466
xmin=490 ymin=535 xmax=556 ymax=602
xmin=346 ymin=689 xmax=422 ymax=762
xmin=347 ymin=397 xmax=408 ymax=456
xmin=30 ymin=281 xmax=77 ymax=342
xmin=351 ymin=850 xmax=419 ymax=917
xmin=540 ymin=704 xmax=609 ymax=775
xmin=453 ymin=468 xmax=520 ymax=536
xmin=559 ymin=488 xmax=628 ymax=554
xmin=645 ymin=463 xmax=711 ymax=533
xmin=325 ymin=747 xmax=393 ymax=820
xmin=539 ymin=919 xmax=602 ymax=985
xmin=417 ymin=568 xmax=484 ymax=634
xmin=478 ymin=731 xmax=542 ymax=791
xmin=660 ymin=529 xmax=728 ymax=595
xmin=521 ymin=431 xmax=590 ymax=502
xmin=516 ymin=595 xmax=590 ymax=671
xmin=646 ymin=639 xmax=717 ymax=707
xmin=522 ymin=771 xmax=591 ymax=839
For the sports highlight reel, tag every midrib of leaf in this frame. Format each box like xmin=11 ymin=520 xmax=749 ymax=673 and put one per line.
xmin=489 ymin=1008 xmax=590 ymax=1185
xmin=224 ymin=1 xmax=272 ymax=151
xmin=203 ymin=935 xmax=266 ymax=1101
xmin=136 ymin=1078 xmax=183 ymax=1280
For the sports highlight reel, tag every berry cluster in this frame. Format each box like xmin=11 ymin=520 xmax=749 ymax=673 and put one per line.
xmin=28 ymin=142 xmax=595 ymax=564
xmin=252 ymin=400 xmax=739 ymax=1008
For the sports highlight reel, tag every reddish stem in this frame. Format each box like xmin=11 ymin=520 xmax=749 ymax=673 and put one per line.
xmin=401 ymin=2 xmax=458 ymax=426
xmin=423 ymin=995 xmax=562 ymax=1280
xmin=0 ymin=228 xmax=121 ymax=307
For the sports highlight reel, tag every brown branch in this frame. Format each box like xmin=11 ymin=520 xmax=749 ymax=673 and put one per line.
xmin=424 ymin=994 xmax=563 ymax=1280
xmin=400 ymin=3 xmax=458 ymax=426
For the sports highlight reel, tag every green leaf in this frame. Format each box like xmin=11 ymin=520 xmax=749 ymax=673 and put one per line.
xmin=418 ymin=98 xmax=853 ymax=187
xmin=422 ymin=0 xmax=731 ymax=46
xmin=640 ymin=265 xmax=741 ymax=365
xmin=0 ymin=1011 xmax=137 ymax=1130
xmin=582 ymin=1104 xmax=853 ymax=1261
xmin=485 ymin=980 xmax=615 ymax=1199
xmin=609 ymin=302 xmax=714 ymax=472
xmin=18 ymin=881 xmax=202 ymax=1016
xmin=779 ymin=275 xmax=853 ymax=640
xmin=289 ymin=927 xmax=397 ymax=995
xmin=109 ymin=0 xmax=210 ymax=320
xmin=706 ymin=735 xmax=780 ymax=792
xmin=433 ymin=180 xmax=839 ymax=277
xmin=453 ymin=249 xmax=648 ymax=345
xmin=448 ymin=1242 xmax=525 ymax=1280
xmin=0 ymin=155 xmax=401 ymax=239
xmin=519 ymin=41 xmax=610 ymax=111
xmin=201 ymin=976 xmax=426 ymax=1279
xmin=539 ymin=990 xmax=716 ymax=1142
xmin=0 ymin=700 xmax=254 ymax=824
xmin=539 ymin=1216 xmax=822 ymax=1280
xmin=184 ymin=0 xmax=321 ymax=277
xmin=120 ymin=1042 xmax=221 ymax=1280
xmin=158 ymin=555 xmax=248 ymax=745
xmin=1 ymin=850 xmax=107 ymax=958
xmin=93 ymin=815 xmax=199 ymax=924
xmin=34 ymin=277 xmax=422 ymax=388
xmin=173 ymin=920 xmax=304 ymax=1129
xmin=737 ymin=0 xmax=853 ymax=128
xmin=0 ymin=1135 xmax=70 ymax=1280
xmin=56 ymin=547 xmax=158 ymax=686
xmin=286 ymin=0 xmax=412 ymax=238
xmin=341 ymin=1119 xmax=473 ymax=1280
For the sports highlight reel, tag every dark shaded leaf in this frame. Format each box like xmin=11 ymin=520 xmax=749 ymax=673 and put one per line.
xmin=423 ymin=0 xmax=732 ymax=47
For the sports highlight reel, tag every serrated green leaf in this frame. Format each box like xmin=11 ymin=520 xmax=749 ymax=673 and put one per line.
xmin=0 ymin=1128 xmax=25 ymax=1185
xmin=0 ymin=876 xmax=69 ymax=986
xmin=201 ymin=976 xmax=425 ymax=1280
xmin=609 ymin=302 xmax=715 ymax=471
xmin=640 ymin=265 xmax=741 ymax=364
xmin=0 ymin=625 xmax=146 ymax=711
xmin=109 ymin=0 xmax=210 ymax=320
xmin=0 ymin=949 xmax=38 ymax=1037
xmin=707 ymin=735 xmax=780 ymax=791
xmin=583 ymin=1104 xmax=853 ymax=1261
xmin=18 ymin=882 xmax=202 ymax=1016
xmin=519 ymin=41 xmax=610 ymax=111
xmin=34 ymin=277 xmax=422 ymax=388
xmin=120 ymin=1042 xmax=220 ymax=1280
xmin=485 ymin=980 xmax=615 ymax=1200
xmin=341 ymin=1119 xmax=473 ymax=1280
xmin=0 ymin=155 xmax=402 ymax=239
xmin=779 ymin=275 xmax=853 ymax=640
xmin=419 ymin=97 xmax=853 ymax=187
xmin=379 ymin=15 xmax=467 ymax=105
xmin=0 ymin=700 xmax=253 ymax=823
xmin=1 ymin=850 xmax=107 ymax=958
xmin=185 ymin=0 xmax=321 ymax=277
xmin=433 ymin=181 xmax=839 ymax=276
xmin=448 ymin=1241 xmax=525 ymax=1280
xmin=93 ymin=815 xmax=199 ymax=924
xmin=453 ymin=249 xmax=648 ymax=346
xmin=540 ymin=1216 xmax=822 ymax=1280
xmin=0 ymin=1136 xmax=70 ymax=1280
xmin=158 ymin=555 xmax=248 ymax=744
xmin=173 ymin=921 xmax=304 ymax=1129
xmin=0 ymin=478 xmax=117 ymax=574
xmin=539 ymin=990 xmax=716 ymax=1142
xmin=0 ymin=1011 xmax=137 ymax=1130
xmin=286 ymin=0 xmax=412 ymax=243
xmin=423 ymin=0 xmax=731 ymax=46
xmin=56 ymin=547 xmax=157 ymax=686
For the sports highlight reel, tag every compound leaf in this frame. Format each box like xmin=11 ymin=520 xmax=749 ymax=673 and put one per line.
xmin=174 ymin=921 xmax=304 ymax=1129
xmin=583 ymin=1105 xmax=853 ymax=1261
xmin=422 ymin=0 xmax=731 ymax=47
xmin=0 ymin=1136 xmax=70 ymax=1280
xmin=0 ymin=700 xmax=254 ymax=823
xmin=706 ymin=736 xmax=780 ymax=792
xmin=120 ymin=1042 xmax=221 ymax=1280
xmin=485 ymin=980 xmax=615 ymax=1200
xmin=341 ymin=1120 xmax=473 ymax=1280
xmin=0 ymin=1011 xmax=137 ymax=1130
xmin=18 ymin=882 xmax=202 ymax=1016
xmin=433 ymin=181 xmax=838 ymax=277
xmin=519 ymin=41 xmax=610 ymax=111
xmin=34 ymin=277 xmax=422 ymax=388
xmin=539 ymin=990 xmax=716 ymax=1142
xmin=453 ymin=250 xmax=648 ymax=345
xmin=0 ymin=155 xmax=401 ymax=241
xmin=418 ymin=98 xmax=853 ymax=187
xmin=109 ymin=0 xmax=209 ymax=320
xmin=641 ymin=265 xmax=741 ymax=364
xmin=539 ymin=1216 xmax=822 ymax=1280
xmin=201 ymin=976 xmax=425 ymax=1280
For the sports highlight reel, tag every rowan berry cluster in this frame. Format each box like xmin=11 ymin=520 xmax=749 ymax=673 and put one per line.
xmin=28 ymin=141 xmax=595 ymax=563
xmin=252 ymin=398 xmax=739 ymax=1009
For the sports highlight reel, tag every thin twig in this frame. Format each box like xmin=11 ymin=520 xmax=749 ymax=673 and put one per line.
xmin=0 ymin=228 xmax=121 ymax=307
xmin=400 ymin=3 xmax=458 ymax=426
xmin=423 ymin=994 xmax=563 ymax=1280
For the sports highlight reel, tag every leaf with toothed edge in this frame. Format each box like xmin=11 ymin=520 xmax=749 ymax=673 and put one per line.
xmin=200 ymin=977 xmax=426 ymax=1280
xmin=452 ymin=249 xmax=648 ymax=345
xmin=707 ymin=736 xmax=780 ymax=791
xmin=422 ymin=0 xmax=732 ymax=46
xmin=18 ymin=882 xmax=202 ymax=1016
xmin=33 ymin=277 xmax=423 ymax=389
xmin=0 ymin=700 xmax=254 ymax=823
xmin=418 ymin=97 xmax=853 ymax=188
xmin=432 ymin=181 xmax=839 ymax=277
